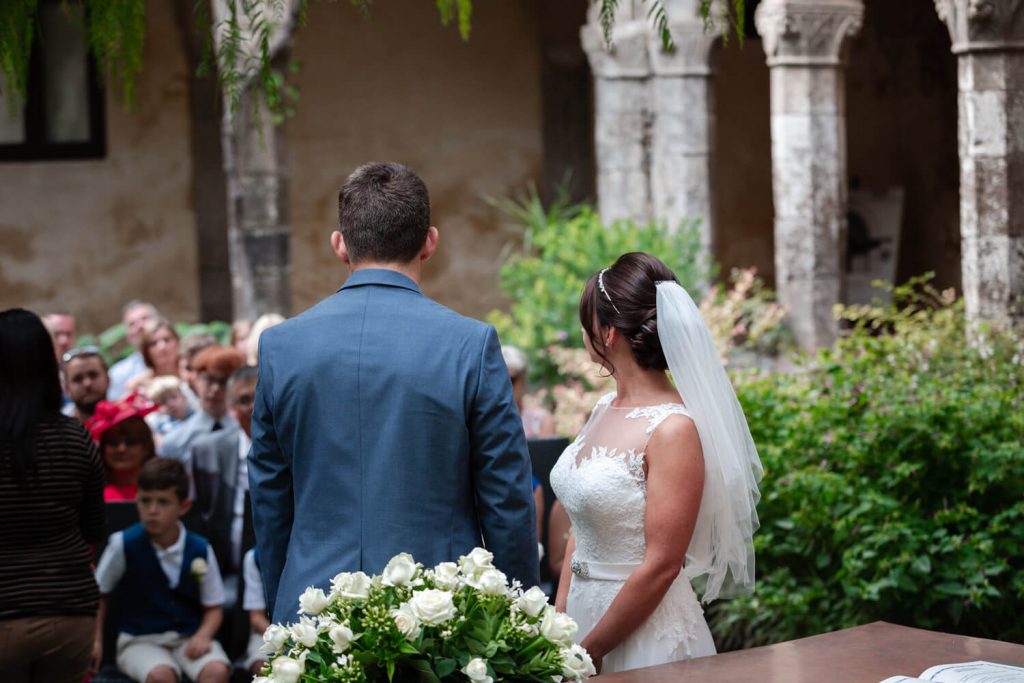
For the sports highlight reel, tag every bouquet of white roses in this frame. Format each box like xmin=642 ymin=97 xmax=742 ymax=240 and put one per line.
xmin=256 ymin=547 xmax=596 ymax=683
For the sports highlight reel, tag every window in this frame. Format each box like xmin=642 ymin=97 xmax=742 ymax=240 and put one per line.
xmin=0 ymin=2 xmax=105 ymax=161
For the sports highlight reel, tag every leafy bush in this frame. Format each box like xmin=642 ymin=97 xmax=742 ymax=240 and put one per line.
xmin=709 ymin=279 xmax=1024 ymax=648
xmin=486 ymin=189 xmax=710 ymax=385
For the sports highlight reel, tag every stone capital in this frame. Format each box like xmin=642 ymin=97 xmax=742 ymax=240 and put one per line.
xmin=755 ymin=0 xmax=864 ymax=67
xmin=648 ymin=20 xmax=717 ymax=76
xmin=582 ymin=19 xmax=651 ymax=79
xmin=934 ymin=0 xmax=1024 ymax=54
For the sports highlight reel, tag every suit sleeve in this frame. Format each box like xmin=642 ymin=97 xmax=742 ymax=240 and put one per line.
xmin=248 ymin=336 xmax=293 ymax=619
xmin=469 ymin=326 xmax=540 ymax=588
xmin=190 ymin=439 xmax=217 ymax=521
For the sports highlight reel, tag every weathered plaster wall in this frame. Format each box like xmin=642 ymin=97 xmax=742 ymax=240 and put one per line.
xmin=846 ymin=0 xmax=959 ymax=290
xmin=712 ymin=36 xmax=775 ymax=285
xmin=287 ymin=0 xmax=544 ymax=319
xmin=0 ymin=0 xmax=198 ymax=333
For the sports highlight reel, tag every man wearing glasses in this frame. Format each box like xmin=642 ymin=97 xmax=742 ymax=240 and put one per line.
xmin=61 ymin=346 xmax=109 ymax=423
xmin=190 ymin=366 xmax=258 ymax=576
xmin=158 ymin=346 xmax=244 ymax=468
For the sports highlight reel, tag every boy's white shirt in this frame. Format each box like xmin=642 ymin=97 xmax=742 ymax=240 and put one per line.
xmin=241 ymin=547 xmax=265 ymax=612
xmin=95 ymin=521 xmax=226 ymax=607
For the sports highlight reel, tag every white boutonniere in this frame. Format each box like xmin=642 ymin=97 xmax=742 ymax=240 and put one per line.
xmin=190 ymin=557 xmax=208 ymax=583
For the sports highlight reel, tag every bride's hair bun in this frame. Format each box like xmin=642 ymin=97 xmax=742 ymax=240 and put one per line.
xmin=579 ymin=252 xmax=678 ymax=374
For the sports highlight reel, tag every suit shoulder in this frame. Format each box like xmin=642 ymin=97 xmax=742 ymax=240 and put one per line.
xmin=191 ymin=427 xmax=238 ymax=452
xmin=420 ymin=298 xmax=495 ymax=338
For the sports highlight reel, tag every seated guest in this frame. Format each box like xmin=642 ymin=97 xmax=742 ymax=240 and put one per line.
xmin=124 ymin=318 xmax=181 ymax=396
xmin=190 ymin=366 xmax=258 ymax=575
xmin=43 ymin=312 xmax=77 ymax=362
xmin=230 ymin=319 xmax=252 ymax=357
xmin=145 ymin=375 xmax=194 ymax=439
xmin=62 ymin=346 xmax=110 ymax=423
xmin=86 ymin=394 xmax=158 ymax=502
xmin=501 ymin=345 xmax=556 ymax=439
xmin=108 ymin=301 xmax=159 ymax=400
xmin=44 ymin=312 xmax=77 ymax=404
xmin=159 ymin=346 xmax=244 ymax=468
xmin=240 ymin=548 xmax=269 ymax=676
xmin=245 ymin=313 xmax=284 ymax=366
xmin=178 ymin=333 xmax=216 ymax=399
xmin=93 ymin=458 xmax=230 ymax=683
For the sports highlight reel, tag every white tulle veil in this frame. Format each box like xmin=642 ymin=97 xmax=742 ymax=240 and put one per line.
xmin=655 ymin=280 xmax=763 ymax=604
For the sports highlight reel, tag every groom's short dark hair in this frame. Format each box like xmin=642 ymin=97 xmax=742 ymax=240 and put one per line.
xmin=338 ymin=162 xmax=431 ymax=264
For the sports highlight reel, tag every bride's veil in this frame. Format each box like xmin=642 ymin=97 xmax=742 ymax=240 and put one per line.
xmin=655 ymin=281 xmax=763 ymax=604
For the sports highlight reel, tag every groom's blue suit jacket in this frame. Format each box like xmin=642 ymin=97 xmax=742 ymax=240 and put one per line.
xmin=249 ymin=268 xmax=539 ymax=622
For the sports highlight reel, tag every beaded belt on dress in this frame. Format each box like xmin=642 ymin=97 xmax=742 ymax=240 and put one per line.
xmin=569 ymin=556 xmax=640 ymax=581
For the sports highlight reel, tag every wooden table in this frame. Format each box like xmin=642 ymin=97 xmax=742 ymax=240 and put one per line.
xmin=594 ymin=621 xmax=1024 ymax=682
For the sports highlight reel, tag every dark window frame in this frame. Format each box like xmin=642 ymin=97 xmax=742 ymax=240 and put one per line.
xmin=0 ymin=2 xmax=106 ymax=162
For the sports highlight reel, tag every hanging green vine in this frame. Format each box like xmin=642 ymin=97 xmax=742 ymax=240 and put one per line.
xmin=0 ymin=0 xmax=745 ymax=115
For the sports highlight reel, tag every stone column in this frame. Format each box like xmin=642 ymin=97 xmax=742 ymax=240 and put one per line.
xmin=648 ymin=0 xmax=718 ymax=249
xmin=756 ymin=0 xmax=864 ymax=350
xmin=935 ymin=0 xmax=1024 ymax=328
xmin=213 ymin=0 xmax=301 ymax=320
xmin=223 ymin=84 xmax=292 ymax=320
xmin=581 ymin=4 xmax=653 ymax=223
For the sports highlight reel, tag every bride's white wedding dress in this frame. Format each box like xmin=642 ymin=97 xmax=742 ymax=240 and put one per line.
xmin=549 ymin=392 xmax=717 ymax=674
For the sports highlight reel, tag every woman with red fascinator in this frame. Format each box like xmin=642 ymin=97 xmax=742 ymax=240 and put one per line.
xmin=85 ymin=394 xmax=158 ymax=502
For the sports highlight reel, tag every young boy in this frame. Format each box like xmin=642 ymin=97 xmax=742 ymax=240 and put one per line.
xmin=94 ymin=457 xmax=231 ymax=683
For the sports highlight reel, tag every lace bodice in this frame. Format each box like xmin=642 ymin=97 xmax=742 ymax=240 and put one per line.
xmin=549 ymin=392 xmax=692 ymax=566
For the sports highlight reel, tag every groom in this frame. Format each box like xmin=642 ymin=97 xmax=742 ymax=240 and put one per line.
xmin=249 ymin=162 xmax=539 ymax=623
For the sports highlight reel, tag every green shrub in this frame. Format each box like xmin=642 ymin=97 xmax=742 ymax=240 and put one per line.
xmin=709 ymin=279 xmax=1024 ymax=648
xmin=486 ymin=189 xmax=710 ymax=384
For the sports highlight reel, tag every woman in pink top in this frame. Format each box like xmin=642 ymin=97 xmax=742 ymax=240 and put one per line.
xmin=85 ymin=394 xmax=157 ymax=502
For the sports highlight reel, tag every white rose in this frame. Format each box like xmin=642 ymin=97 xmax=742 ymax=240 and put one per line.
xmin=560 ymin=644 xmax=596 ymax=680
xmin=392 ymin=604 xmax=422 ymax=640
xmin=260 ymin=624 xmax=289 ymax=654
xmin=517 ymin=586 xmax=549 ymax=617
xmin=253 ymin=677 xmax=270 ymax=683
xmin=289 ymin=620 xmax=319 ymax=648
xmin=328 ymin=623 xmax=354 ymax=653
xmin=270 ymin=655 xmax=305 ymax=683
xmin=382 ymin=553 xmax=418 ymax=587
xmin=408 ymin=589 xmax=458 ymax=626
xmin=463 ymin=657 xmax=494 ymax=683
xmin=475 ymin=568 xmax=509 ymax=596
xmin=298 ymin=586 xmax=330 ymax=615
xmin=540 ymin=607 xmax=578 ymax=646
xmin=331 ymin=571 xmax=372 ymax=600
xmin=432 ymin=562 xmax=460 ymax=588
xmin=190 ymin=557 xmax=208 ymax=580
xmin=459 ymin=547 xmax=494 ymax=577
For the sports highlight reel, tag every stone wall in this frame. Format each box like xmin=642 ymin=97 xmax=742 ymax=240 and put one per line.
xmin=0 ymin=0 xmax=198 ymax=333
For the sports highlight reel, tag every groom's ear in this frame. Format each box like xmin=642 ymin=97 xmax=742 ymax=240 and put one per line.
xmin=331 ymin=231 xmax=351 ymax=264
xmin=419 ymin=226 xmax=439 ymax=263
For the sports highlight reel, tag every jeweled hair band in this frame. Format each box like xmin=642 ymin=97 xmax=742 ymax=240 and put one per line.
xmin=598 ymin=268 xmax=622 ymax=315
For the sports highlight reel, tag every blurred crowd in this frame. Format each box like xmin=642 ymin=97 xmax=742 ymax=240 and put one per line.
xmin=1 ymin=302 xmax=573 ymax=683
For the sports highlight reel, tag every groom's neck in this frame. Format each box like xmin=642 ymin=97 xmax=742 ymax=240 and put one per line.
xmin=348 ymin=260 xmax=422 ymax=284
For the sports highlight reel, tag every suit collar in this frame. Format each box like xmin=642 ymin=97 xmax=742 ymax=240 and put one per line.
xmin=339 ymin=268 xmax=421 ymax=294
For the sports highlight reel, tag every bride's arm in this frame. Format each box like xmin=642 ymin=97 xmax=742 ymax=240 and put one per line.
xmin=579 ymin=415 xmax=704 ymax=670
xmin=554 ymin=532 xmax=575 ymax=612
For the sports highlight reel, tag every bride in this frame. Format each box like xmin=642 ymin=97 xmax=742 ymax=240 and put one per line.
xmin=550 ymin=252 xmax=763 ymax=674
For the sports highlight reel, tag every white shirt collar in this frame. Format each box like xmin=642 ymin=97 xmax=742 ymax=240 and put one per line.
xmin=238 ymin=431 xmax=251 ymax=460
xmin=152 ymin=521 xmax=187 ymax=561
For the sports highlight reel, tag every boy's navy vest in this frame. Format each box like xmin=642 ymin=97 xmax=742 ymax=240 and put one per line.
xmin=119 ymin=523 xmax=208 ymax=636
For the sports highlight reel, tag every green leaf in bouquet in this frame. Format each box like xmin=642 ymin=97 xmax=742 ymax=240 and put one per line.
xmin=434 ymin=657 xmax=458 ymax=678
xmin=386 ymin=659 xmax=395 ymax=681
xmin=405 ymin=658 xmax=441 ymax=683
